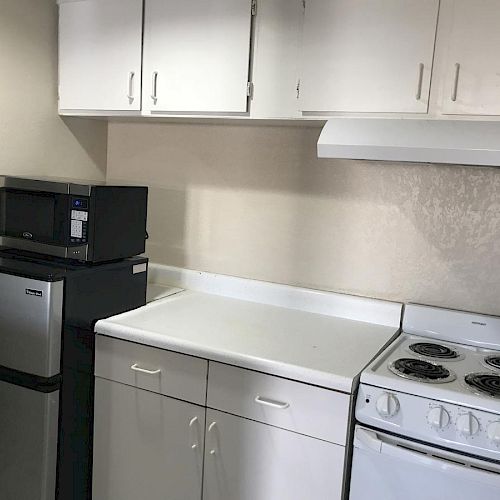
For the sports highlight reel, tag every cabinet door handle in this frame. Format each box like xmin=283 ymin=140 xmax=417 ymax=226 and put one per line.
xmin=127 ymin=71 xmax=135 ymax=101
xmin=415 ymin=63 xmax=424 ymax=100
xmin=189 ymin=416 xmax=200 ymax=450
xmin=130 ymin=363 xmax=161 ymax=375
xmin=254 ymin=396 xmax=290 ymax=409
xmin=208 ymin=421 xmax=218 ymax=456
xmin=151 ymin=71 xmax=158 ymax=103
xmin=451 ymin=63 xmax=461 ymax=102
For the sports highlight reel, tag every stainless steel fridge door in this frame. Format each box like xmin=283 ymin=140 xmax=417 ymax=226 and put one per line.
xmin=0 ymin=379 xmax=59 ymax=500
xmin=0 ymin=273 xmax=63 ymax=377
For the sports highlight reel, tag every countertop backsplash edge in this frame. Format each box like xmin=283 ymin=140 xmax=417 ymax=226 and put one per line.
xmin=148 ymin=263 xmax=403 ymax=328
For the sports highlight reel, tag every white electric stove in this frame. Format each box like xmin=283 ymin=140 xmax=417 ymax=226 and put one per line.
xmin=350 ymin=304 xmax=500 ymax=500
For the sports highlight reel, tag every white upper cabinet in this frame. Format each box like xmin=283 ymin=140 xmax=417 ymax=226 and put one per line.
xmin=250 ymin=0 xmax=304 ymax=118
xmin=299 ymin=0 xmax=440 ymax=114
xmin=58 ymin=0 xmax=143 ymax=112
xmin=57 ymin=0 xmax=500 ymax=119
xmin=143 ymin=0 xmax=253 ymax=114
xmin=441 ymin=0 xmax=500 ymax=116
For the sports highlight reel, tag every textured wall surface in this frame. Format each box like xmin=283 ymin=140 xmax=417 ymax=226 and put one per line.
xmin=107 ymin=121 xmax=500 ymax=316
xmin=0 ymin=0 xmax=107 ymax=179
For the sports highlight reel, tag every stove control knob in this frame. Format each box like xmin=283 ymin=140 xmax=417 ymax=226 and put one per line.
xmin=487 ymin=421 xmax=500 ymax=445
xmin=427 ymin=406 xmax=450 ymax=429
xmin=456 ymin=412 xmax=480 ymax=437
xmin=376 ymin=392 xmax=400 ymax=418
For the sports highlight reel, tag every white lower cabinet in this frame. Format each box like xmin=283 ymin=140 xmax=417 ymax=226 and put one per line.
xmin=203 ymin=409 xmax=345 ymax=500
xmin=93 ymin=338 xmax=348 ymax=500
xmin=92 ymin=378 xmax=205 ymax=500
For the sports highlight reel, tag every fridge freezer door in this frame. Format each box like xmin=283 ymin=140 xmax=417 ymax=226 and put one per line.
xmin=0 ymin=378 xmax=59 ymax=500
xmin=0 ymin=273 xmax=63 ymax=377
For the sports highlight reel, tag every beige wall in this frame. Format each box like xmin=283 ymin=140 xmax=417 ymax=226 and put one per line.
xmin=0 ymin=0 xmax=107 ymax=180
xmin=107 ymin=121 xmax=500 ymax=316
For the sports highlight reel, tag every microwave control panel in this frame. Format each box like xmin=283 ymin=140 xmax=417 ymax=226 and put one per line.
xmin=70 ymin=197 xmax=89 ymax=244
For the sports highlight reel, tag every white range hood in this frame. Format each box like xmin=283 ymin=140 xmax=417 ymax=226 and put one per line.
xmin=317 ymin=118 xmax=500 ymax=166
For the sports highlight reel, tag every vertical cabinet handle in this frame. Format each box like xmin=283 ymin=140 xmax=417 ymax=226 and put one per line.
xmin=127 ymin=71 xmax=135 ymax=101
xmin=151 ymin=71 xmax=158 ymax=103
xmin=451 ymin=63 xmax=461 ymax=102
xmin=189 ymin=416 xmax=200 ymax=450
xmin=415 ymin=63 xmax=424 ymax=100
xmin=208 ymin=421 xmax=218 ymax=456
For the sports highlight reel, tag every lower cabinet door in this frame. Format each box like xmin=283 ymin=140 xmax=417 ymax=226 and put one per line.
xmin=92 ymin=378 xmax=205 ymax=500
xmin=203 ymin=409 xmax=345 ymax=500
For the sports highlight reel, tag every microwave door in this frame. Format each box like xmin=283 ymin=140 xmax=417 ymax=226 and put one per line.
xmin=0 ymin=188 xmax=89 ymax=260
xmin=3 ymin=190 xmax=57 ymax=243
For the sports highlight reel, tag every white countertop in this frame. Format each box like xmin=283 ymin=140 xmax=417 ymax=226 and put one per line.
xmin=97 ymin=267 xmax=401 ymax=393
xmin=146 ymin=283 xmax=183 ymax=303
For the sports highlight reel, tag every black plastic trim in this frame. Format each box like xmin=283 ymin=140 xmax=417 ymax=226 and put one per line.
xmin=0 ymin=365 xmax=61 ymax=393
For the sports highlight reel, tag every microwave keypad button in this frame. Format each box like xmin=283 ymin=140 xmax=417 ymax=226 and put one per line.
xmin=71 ymin=220 xmax=83 ymax=239
xmin=71 ymin=210 xmax=88 ymax=222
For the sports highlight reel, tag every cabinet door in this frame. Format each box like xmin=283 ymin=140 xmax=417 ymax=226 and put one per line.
xmin=441 ymin=0 xmax=500 ymax=115
xmin=203 ymin=409 xmax=345 ymax=500
xmin=250 ymin=0 xmax=304 ymax=118
xmin=300 ymin=0 xmax=439 ymax=113
xmin=93 ymin=378 xmax=205 ymax=500
xmin=143 ymin=0 xmax=253 ymax=114
xmin=58 ymin=0 xmax=143 ymax=112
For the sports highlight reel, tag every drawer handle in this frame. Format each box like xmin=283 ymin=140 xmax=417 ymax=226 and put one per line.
xmin=130 ymin=363 xmax=161 ymax=375
xmin=254 ymin=396 xmax=290 ymax=409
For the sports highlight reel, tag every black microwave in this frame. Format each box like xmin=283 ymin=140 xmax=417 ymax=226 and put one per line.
xmin=0 ymin=176 xmax=148 ymax=262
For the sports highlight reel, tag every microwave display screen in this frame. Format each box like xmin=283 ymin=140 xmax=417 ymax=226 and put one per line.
xmin=4 ymin=191 xmax=56 ymax=242
xmin=72 ymin=198 xmax=88 ymax=209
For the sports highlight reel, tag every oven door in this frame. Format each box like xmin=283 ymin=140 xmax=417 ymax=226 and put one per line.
xmin=349 ymin=425 xmax=500 ymax=500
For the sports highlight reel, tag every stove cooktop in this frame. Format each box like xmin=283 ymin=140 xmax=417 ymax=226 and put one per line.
xmin=356 ymin=304 xmax=500 ymax=462
xmin=388 ymin=356 xmax=456 ymax=383
xmin=408 ymin=341 xmax=462 ymax=360
xmin=361 ymin=333 xmax=500 ymax=413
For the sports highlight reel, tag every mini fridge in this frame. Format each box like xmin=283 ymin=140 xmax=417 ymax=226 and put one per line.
xmin=0 ymin=250 xmax=148 ymax=500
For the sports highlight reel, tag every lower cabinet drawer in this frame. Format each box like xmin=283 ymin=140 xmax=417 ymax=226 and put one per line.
xmin=207 ymin=362 xmax=351 ymax=445
xmin=95 ymin=335 xmax=208 ymax=406
xmin=203 ymin=409 xmax=345 ymax=500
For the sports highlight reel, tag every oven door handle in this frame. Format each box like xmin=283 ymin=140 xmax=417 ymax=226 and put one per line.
xmin=355 ymin=427 xmax=500 ymax=487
